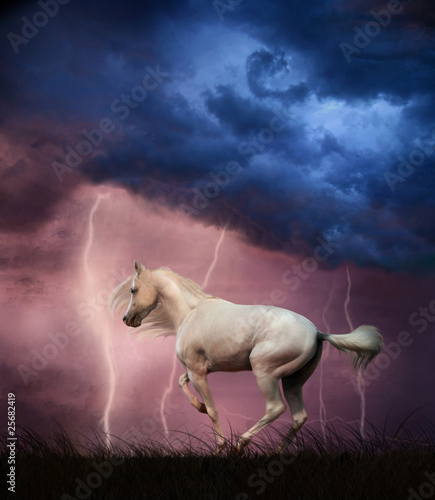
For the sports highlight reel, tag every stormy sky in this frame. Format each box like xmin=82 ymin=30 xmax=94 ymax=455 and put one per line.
xmin=0 ymin=0 xmax=434 ymax=445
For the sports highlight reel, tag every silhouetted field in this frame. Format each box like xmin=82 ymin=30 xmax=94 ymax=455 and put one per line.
xmin=1 ymin=419 xmax=434 ymax=500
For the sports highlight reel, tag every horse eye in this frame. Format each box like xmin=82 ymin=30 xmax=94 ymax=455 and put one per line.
xmin=130 ymin=288 xmax=136 ymax=294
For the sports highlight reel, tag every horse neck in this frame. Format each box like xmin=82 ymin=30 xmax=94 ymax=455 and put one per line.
xmin=151 ymin=271 xmax=203 ymax=329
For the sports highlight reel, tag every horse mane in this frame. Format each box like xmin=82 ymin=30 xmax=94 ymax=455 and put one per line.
xmin=109 ymin=267 xmax=214 ymax=339
xmin=158 ymin=267 xmax=214 ymax=301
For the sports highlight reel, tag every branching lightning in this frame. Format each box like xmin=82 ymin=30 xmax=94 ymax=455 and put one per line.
xmin=159 ymin=226 xmax=227 ymax=437
xmin=83 ymin=193 xmax=117 ymax=450
xmin=344 ymin=263 xmax=366 ymax=439
xmin=220 ymin=407 xmax=255 ymax=423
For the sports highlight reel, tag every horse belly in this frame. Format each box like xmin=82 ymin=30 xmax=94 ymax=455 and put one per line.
xmin=206 ymin=335 xmax=252 ymax=372
xmin=190 ymin=327 xmax=252 ymax=373
xmin=177 ymin=302 xmax=253 ymax=373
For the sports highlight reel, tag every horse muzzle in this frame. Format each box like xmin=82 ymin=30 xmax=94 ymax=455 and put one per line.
xmin=123 ymin=314 xmax=142 ymax=328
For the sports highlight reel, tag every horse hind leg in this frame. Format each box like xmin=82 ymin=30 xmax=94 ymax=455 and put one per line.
xmin=275 ymin=340 xmax=323 ymax=454
xmin=178 ymin=372 xmax=207 ymax=414
xmin=275 ymin=381 xmax=307 ymax=454
xmin=234 ymin=340 xmax=322 ymax=454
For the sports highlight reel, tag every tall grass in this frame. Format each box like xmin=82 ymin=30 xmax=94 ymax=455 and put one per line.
xmin=1 ymin=418 xmax=434 ymax=500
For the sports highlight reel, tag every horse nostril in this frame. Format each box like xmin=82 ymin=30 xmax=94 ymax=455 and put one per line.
xmin=123 ymin=315 xmax=127 ymax=324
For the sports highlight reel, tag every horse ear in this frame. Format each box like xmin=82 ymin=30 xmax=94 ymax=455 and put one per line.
xmin=140 ymin=262 xmax=146 ymax=271
xmin=134 ymin=260 xmax=141 ymax=274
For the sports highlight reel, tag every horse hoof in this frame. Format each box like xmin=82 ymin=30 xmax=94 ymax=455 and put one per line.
xmin=230 ymin=445 xmax=243 ymax=456
xmin=198 ymin=403 xmax=207 ymax=414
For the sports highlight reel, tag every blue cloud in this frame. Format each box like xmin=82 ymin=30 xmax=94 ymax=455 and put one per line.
xmin=0 ymin=0 xmax=434 ymax=272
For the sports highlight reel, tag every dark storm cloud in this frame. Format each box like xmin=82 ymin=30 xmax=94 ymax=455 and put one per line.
xmin=1 ymin=0 xmax=434 ymax=272
xmin=204 ymin=84 xmax=281 ymax=135
xmin=232 ymin=0 xmax=435 ymax=101
xmin=246 ymin=49 xmax=310 ymax=102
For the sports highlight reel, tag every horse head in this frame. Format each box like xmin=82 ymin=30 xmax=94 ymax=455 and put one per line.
xmin=122 ymin=261 xmax=158 ymax=327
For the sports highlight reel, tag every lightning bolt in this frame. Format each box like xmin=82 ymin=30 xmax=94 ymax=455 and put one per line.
xmin=219 ymin=407 xmax=255 ymax=422
xmin=344 ymin=263 xmax=366 ymax=439
xmin=160 ymin=350 xmax=178 ymax=437
xmin=318 ymin=276 xmax=336 ymax=443
xmin=83 ymin=192 xmax=117 ymax=450
xmin=201 ymin=228 xmax=226 ymax=290
xmin=344 ymin=263 xmax=354 ymax=332
xmin=159 ymin=226 xmax=227 ymax=437
xmin=83 ymin=194 xmax=107 ymax=278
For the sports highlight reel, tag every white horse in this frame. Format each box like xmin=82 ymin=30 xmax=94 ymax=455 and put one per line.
xmin=110 ymin=262 xmax=383 ymax=454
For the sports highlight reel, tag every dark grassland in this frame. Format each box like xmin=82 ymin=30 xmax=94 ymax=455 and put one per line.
xmin=1 ymin=419 xmax=434 ymax=500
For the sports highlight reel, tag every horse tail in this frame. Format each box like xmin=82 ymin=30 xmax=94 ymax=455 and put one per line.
xmin=317 ymin=325 xmax=383 ymax=371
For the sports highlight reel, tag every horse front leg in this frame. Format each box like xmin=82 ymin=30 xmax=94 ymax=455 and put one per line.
xmin=178 ymin=373 xmax=208 ymax=414
xmin=187 ymin=370 xmax=226 ymax=454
